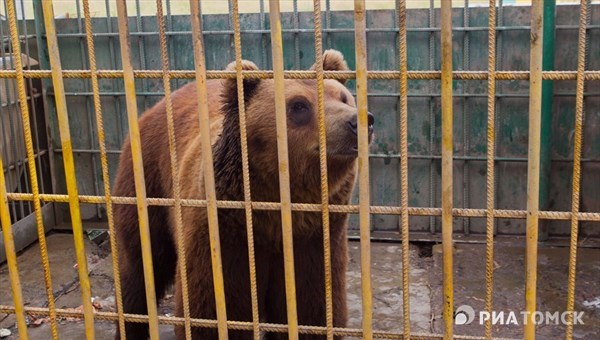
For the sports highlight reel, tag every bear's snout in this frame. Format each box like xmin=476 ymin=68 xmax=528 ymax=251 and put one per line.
xmin=346 ymin=111 xmax=374 ymax=141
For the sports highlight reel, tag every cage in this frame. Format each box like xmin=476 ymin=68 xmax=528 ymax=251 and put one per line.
xmin=0 ymin=0 xmax=599 ymax=339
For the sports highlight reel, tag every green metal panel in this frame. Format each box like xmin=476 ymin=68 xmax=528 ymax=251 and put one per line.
xmin=33 ymin=4 xmax=599 ymax=237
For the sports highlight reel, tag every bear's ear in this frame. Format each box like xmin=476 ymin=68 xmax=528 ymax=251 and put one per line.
xmin=310 ymin=49 xmax=349 ymax=84
xmin=222 ymin=60 xmax=261 ymax=108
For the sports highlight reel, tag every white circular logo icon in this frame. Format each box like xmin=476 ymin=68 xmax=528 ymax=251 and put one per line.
xmin=455 ymin=305 xmax=475 ymax=325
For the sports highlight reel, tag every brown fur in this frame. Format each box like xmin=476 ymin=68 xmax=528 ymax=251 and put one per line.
xmin=113 ymin=50 xmax=372 ymax=339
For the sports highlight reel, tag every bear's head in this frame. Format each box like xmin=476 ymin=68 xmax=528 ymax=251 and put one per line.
xmin=216 ymin=50 xmax=373 ymax=199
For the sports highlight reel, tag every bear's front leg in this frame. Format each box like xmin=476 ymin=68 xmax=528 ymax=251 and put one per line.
xmin=174 ymin=226 xmax=270 ymax=340
xmin=264 ymin=230 xmax=348 ymax=340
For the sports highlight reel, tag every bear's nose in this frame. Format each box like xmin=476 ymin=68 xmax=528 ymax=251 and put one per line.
xmin=347 ymin=112 xmax=375 ymax=136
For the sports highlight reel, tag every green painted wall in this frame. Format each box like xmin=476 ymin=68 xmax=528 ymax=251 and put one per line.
xmin=38 ymin=5 xmax=599 ymax=237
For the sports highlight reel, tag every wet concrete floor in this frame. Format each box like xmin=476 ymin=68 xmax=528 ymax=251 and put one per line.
xmin=1 ymin=233 xmax=599 ymax=339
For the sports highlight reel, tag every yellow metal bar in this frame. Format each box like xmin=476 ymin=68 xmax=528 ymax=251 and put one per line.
xmin=41 ymin=1 xmax=96 ymax=338
xmin=8 ymin=192 xmax=600 ymax=221
xmin=268 ymin=1 xmax=299 ymax=339
xmin=0 ymin=156 xmax=28 ymax=339
xmin=4 ymin=0 xmax=59 ymax=337
xmin=155 ymin=1 xmax=192 ymax=338
xmin=397 ymin=0 xmax=411 ymax=337
xmin=524 ymin=1 xmax=544 ymax=339
xmin=440 ymin=1 xmax=454 ymax=339
xmin=1 ymin=304 xmax=492 ymax=339
xmin=189 ymin=1 xmax=229 ymax=338
xmin=81 ymin=0 xmax=126 ymax=337
xmin=2 ymin=69 xmax=600 ymax=81
xmin=230 ymin=0 xmax=261 ymax=338
xmin=353 ymin=1 xmax=374 ymax=339
xmin=114 ymin=2 xmax=160 ymax=339
xmin=484 ymin=0 xmax=497 ymax=339
xmin=311 ymin=0 xmax=334 ymax=339
xmin=565 ymin=1 xmax=588 ymax=338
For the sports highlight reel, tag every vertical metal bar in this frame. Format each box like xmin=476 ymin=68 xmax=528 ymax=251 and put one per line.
xmin=227 ymin=0 xmax=235 ymax=62
xmin=0 ymin=19 xmax=20 ymax=219
xmin=5 ymin=1 xmax=59 ymax=338
xmin=311 ymin=0 xmax=333 ymax=338
xmin=524 ymin=1 xmax=544 ymax=338
xmin=397 ymin=0 xmax=410 ymax=337
xmin=0 ymin=5 xmax=27 ymax=218
xmin=165 ymin=0 xmax=177 ymax=89
xmin=268 ymin=1 xmax=299 ymax=339
xmin=259 ymin=0 xmax=268 ymax=68
xmin=462 ymin=0 xmax=470 ymax=235
xmin=114 ymin=2 xmax=160 ymax=339
xmin=33 ymin=0 xmax=59 ymax=205
xmin=493 ymin=0 xmax=504 ymax=236
xmin=103 ymin=0 xmax=124 ymax=147
xmin=155 ymin=0 xmax=192 ymax=338
xmin=565 ymin=0 xmax=588 ymax=338
xmin=325 ymin=0 xmax=332 ymax=49
xmin=41 ymin=1 xmax=96 ymax=338
xmin=230 ymin=1 xmax=261 ymax=338
xmin=19 ymin=0 xmax=47 ymax=199
xmin=538 ymin=0 xmax=556 ymax=242
xmin=293 ymin=0 xmax=300 ymax=69
xmin=353 ymin=1 xmax=373 ymax=339
xmin=81 ymin=0 xmax=126 ymax=337
xmin=440 ymin=1 xmax=454 ymax=338
xmin=75 ymin=0 xmax=102 ymax=219
xmin=134 ymin=0 xmax=148 ymax=111
xmin=584 ymin=1 xmax=591 ymax=71
xmin=0 ymin=109 xmax=18 ymax=219
xmin=188 ymin=1 xmax=230 ymax=338
xmin=484 ymin=0 xmax=497 ymax=338
xmin=0 ymin=156 xmax=28 ymax=340
xmin=428 ymin=0 xmax=436 ymax=234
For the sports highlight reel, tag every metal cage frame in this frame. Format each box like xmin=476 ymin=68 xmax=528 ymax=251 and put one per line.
xmin=0 ymin=0 xmax=598 ymax=339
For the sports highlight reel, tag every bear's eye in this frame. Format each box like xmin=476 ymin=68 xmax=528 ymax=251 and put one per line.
xmin=340 ymin=92 xmax=348 ymax=104
xmin=292 ymin=101 xmax=309 ymax=113
xmin=287 ymin=98 xmax=312 ymax=126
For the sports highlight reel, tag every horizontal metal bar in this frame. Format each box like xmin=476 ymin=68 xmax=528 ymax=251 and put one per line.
xmin=0 ymin=92 xmax=43 ymax=108
xmin=48 ymin=91 xmax=600 ymax=98
xmin=369 ymin=153 xmax=600 ymax=163
xmin=2 ymin=69 xmax=599 ymax=81
xmin=348 ymin=231 xmax=600 ymax=249
xmin=6 ymin=192 xmax=600 ymax=222
xmin=51 ymin=24 xmax=600 ymax=39
xmin=2 ymin=150 xmax=48 ymax=173
xmin=0 ymin=34 xmax=38 ymax=42
xmin=53 ymin=148 xmax=600 ymax=164
xmin=0 ymin=305 xmax=503 ymax=340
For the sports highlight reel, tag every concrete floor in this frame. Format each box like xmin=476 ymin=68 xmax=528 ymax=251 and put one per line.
xmin=1 ymin=233 xmax=599 ymax=339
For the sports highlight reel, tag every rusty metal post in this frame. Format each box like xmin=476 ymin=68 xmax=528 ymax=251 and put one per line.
xmin=440 ymin=1 xmax=454 ymax=339
xmin=484 ymin=0 xmax=498 ymax=338
xmin=268 ymin=1 xmax=300 ymax=339
xmin=115 ymin=2 xmax=160 ymax=338
xmin=5 ymin=0 xmax=59 ymax=337
xmin=0 ymin=155 xmax=28 ymax=339
xmin=189 ymin=0 xmax=230 ymax=338
xmin=565 ymin=0 xmax=588 ymax=338
xmin=229 ymin=0 xmax=261 ymax=338
xmin=397 ymin=0 xmax=411 ymax=337
xmin=40 ymin=1 xmax=96 ymax=337
xmin=311 ymin=0 xmax=335 ymax=339
xmin=354 ymin=1 xmax=374 ymax=339
xmin=524 ymin=1 xmax=545 ymax=338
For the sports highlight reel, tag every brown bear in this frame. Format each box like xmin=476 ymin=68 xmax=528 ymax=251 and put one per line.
xmin=112 ymin=49 xmax=374 ymax=340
